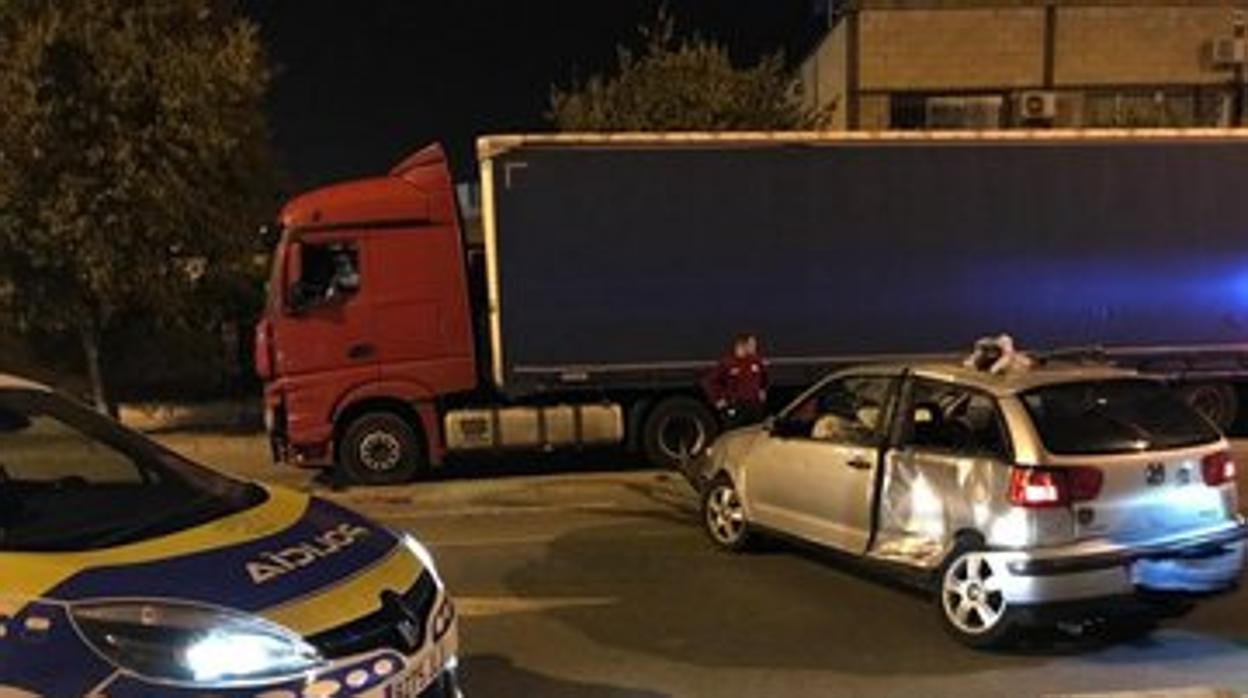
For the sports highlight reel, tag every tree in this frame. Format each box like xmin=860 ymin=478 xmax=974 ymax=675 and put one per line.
xmin=0 ymin=0 xmax=277 ymax=411
xmin=550 ymin=11 xmax=831 ymax=132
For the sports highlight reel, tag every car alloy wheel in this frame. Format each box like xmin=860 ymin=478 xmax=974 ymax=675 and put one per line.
xmin=941 ymin=552 xmax=1007 ymax=637
xmin=704 ymin=481 xmax=747 ymax=548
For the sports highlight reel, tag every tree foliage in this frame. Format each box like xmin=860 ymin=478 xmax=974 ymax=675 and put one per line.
xmin=550 ymin=11 xmax=830 ymax=132
xmin=0 ymin=0 xmax=276 ymax=409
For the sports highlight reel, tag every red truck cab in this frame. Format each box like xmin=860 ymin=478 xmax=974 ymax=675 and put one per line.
xmin=256 ymin=145 xmax=477 ymax=483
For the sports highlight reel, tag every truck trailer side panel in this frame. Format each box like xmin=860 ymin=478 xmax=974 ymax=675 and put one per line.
xmin=483 ymin=134 xmax=1248 ymax=393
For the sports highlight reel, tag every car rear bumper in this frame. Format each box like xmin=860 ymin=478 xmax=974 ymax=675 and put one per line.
xmin=986 ymin=521 xmax=1247 ymax=605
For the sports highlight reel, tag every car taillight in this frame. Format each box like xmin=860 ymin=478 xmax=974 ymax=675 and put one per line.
xmin=1202 ymin=451 xmax=1236 ymax=486
xmin=1008 ymin=466 xmax=1103 ymax=508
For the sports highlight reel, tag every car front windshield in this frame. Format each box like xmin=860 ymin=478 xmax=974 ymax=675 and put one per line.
xmin=0 ymin=389 xmax=265 ymax=552
xmin=1020 ymin=379 xmax=1221 ymax=455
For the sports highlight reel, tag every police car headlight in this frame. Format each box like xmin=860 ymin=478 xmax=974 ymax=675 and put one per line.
xmin=70 ymin=601 xmax=322 ymax=687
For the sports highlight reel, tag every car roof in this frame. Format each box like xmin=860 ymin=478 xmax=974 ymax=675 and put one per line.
xmin=851 ymin=361 xmax=1142 ymax=397
xmin=0 ymin=373 xmax=51 ymax=392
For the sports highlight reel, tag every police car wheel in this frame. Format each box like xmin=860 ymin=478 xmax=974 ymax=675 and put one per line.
xmin=642 ymin=396 xmax=718 ymax=470
xmin=339 ymin=412 xmax=425 ymax=485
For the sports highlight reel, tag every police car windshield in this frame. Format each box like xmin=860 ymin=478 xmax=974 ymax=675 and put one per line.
xmin=0 ymin=389 xmax=264 ymax=552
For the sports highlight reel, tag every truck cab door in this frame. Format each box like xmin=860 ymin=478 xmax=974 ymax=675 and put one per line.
xmin=746 ymin=372 xmax=901 ymax=554
xmin=272 ymin=235 xmax=378 ymax=392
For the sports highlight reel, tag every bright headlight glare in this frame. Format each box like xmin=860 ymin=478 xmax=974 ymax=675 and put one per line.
xmin=70 ymin=601 xmax=322 ymax=687
xmin=401 ymin=532 xmax=443 ymax=588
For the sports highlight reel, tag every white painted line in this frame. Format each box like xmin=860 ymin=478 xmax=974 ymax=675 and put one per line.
xmin=375 ymin=502 xmax=627 ymax=518
xmin=455 ymin=595 xmax=616 ymax=618
xmin=1046 ymin=688 xmax=1240 ymax=698
xmin=425 ymin=527 xmax=684 ymax=549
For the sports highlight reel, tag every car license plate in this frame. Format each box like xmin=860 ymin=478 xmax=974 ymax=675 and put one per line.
xmin=386 ymin=651 xmax=443 ymax=698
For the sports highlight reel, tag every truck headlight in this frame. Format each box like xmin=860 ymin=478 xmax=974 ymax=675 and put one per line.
xmin=70 ymin=601 xmax=322 ymax=687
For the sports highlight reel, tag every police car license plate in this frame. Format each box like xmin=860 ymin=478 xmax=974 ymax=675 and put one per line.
xmin=386 ymin=652 xmax=442 ymax=698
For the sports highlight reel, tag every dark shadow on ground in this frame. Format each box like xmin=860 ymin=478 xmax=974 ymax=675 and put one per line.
xmin=460 ymin=654 xmax=670 ymax=698
xmin=498 ymin=519 xmax=1248 ymax=678
xmin=431 ymin=449 xmax=647 ymax=483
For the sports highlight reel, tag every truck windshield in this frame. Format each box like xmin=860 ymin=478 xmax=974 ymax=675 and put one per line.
xmin=0 ymin=389 xmax=265 ymax=552
xmin=1020 ymin=379 xmax=1221 ymax=455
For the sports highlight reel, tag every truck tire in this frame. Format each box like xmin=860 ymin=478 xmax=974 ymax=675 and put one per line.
xmin=641 ymin=396 xmax=718 ymax=470
xmin=339 ymin=412 xmax=426 ymax=485
xmin=1178 ymin=383 xmax=1238 ymax=432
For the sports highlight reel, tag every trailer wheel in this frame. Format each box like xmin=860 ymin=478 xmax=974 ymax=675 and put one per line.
xmin=641 ymin=396 xmax=718 ymax=470
xmin=339 ymin=411 xmax=426 ymax=485
xmin=1178 ymin=383 xmax=1238 ymax=432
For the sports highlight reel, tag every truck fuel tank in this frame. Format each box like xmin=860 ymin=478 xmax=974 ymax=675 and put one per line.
xmin=444 ymin=404 xmax=624 ymax=451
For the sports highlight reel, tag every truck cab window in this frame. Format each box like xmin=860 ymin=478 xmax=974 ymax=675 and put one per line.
xmin=292 ymin=242 xmax=360 ymax=310
xmin=903 ymin=380 xmax=1010 ymax=461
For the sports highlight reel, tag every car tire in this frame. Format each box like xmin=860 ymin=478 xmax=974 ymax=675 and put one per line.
xmin=339 ymin=412 xmax=426 ymax=485
xmin=642 ymin=396 xmax=719 ymax=470
xmin=936 ymin=544 xmax=1018 ymax=649
xmin=702 ymin=474 xmax=753 ymax=552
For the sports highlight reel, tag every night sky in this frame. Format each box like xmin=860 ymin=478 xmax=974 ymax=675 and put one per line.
xmin=245 ymin=1 xmax=826 ymax=189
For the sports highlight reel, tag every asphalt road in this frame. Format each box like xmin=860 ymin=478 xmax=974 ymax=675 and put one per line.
xmin=168 ymin=437 xmax=1248 ymax=698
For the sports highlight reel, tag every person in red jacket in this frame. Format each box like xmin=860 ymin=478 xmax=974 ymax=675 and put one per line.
xmin=702 ymin=333 xmax=769 ymax=427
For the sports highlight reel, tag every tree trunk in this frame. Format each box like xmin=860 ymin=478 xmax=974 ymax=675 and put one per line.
xmin=79 ymin=326 xmax=110 ymax=414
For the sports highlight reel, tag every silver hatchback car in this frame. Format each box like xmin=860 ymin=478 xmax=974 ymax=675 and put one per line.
xmin=698 ymin=362 xmax=1247 ymax=647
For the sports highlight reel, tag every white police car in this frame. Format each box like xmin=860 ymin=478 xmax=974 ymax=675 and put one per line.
xmin=0 ymin=375 xmax=459 ymax=697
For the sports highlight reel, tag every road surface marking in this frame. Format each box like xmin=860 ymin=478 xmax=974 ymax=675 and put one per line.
xmin=425 ymin=527 xmax=685 ymax=549
xmin=455 ymin=595 xmax=617 ymax=618
xmin=1046 ymin=689 xmax=1240 ymax=698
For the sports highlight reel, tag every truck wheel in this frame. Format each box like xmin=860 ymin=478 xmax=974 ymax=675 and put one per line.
xmin=339 ymin=412 xmax=426 ymax=485
xmin=642 ymin=396 xmax=718 ymax=470
xmin=1178 ymin=383 xmax=1238 ymax=432
xmin=936 ymin=544 xmax=1018 ymax=649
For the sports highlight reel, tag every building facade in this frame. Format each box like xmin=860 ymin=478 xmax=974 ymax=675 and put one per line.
xmin=799 ymin=0 xmax=1248 ymax=130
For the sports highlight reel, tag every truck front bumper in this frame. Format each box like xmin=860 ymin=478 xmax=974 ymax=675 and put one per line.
xmin=985 ymin=521 xmax=1248 ymax=606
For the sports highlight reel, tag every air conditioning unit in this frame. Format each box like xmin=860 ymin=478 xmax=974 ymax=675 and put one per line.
xmin=1016 ymin=91 xmax=1058 ymax=122
xmin=1212 ymin=37 xmax=1247 ymax=66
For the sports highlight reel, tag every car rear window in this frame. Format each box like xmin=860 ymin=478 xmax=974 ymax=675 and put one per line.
xmin=1020 ymin=379 xmax=1220 ymax=455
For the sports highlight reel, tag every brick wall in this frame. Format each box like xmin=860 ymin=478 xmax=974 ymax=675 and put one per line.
xmin=858 ymin=8 xmax=1046 ymax=90
xmin=1055 ymin=5 xmax=1244 ymax=85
